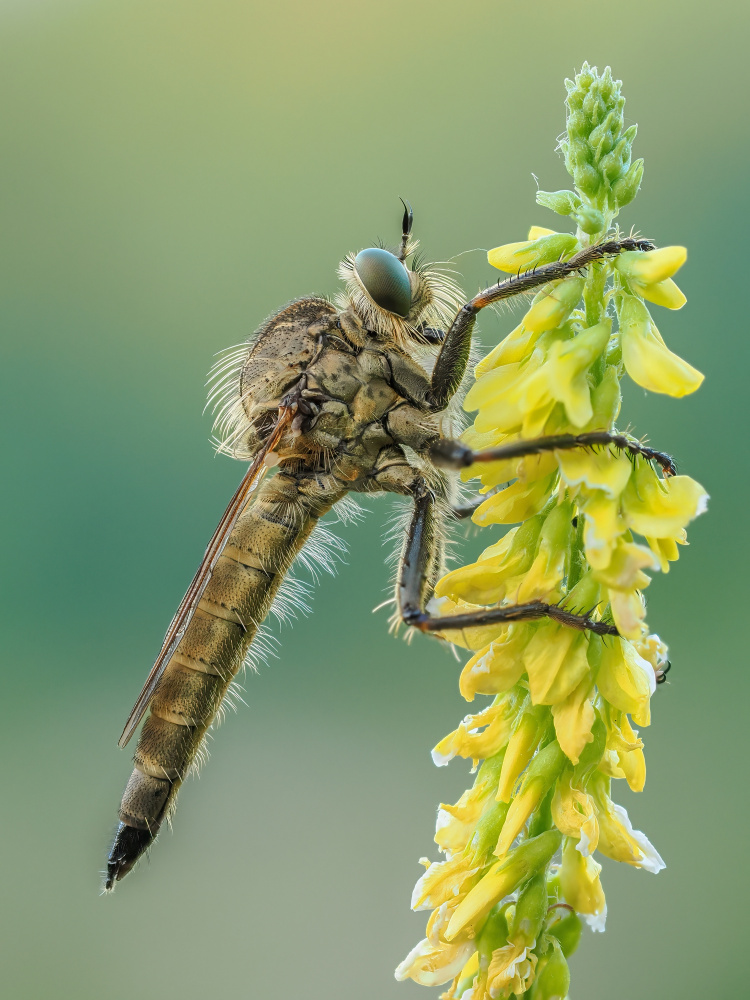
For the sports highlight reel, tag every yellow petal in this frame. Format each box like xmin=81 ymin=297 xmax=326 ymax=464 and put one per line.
xmin=633 ymin=276 xmax=687 ymax=310
xmin=619 ymin=295 xmax=703 ymax=397
xmin=596 ymin=637 xmax=654 ymax=726
xmin=552 ymin=674 xmax=596 ymax=764
xmin=522 ymin=278 xmax=584 ymax=333
xmin=615 ymin=245 xmax=687 ymax=284
xmin=593 ymin=541 xmax=659 ymax=591
xmin=558 ymin=447 xmax=633 ymax=499
xmin=433 ymin=695 xmax=519 ymax=767
xmin=458 ymin=632 xmax=529 ymax=701
xmin=488 ymin=240 xmax=540 ymax=273
xmin=473 ymin=474 xmax=557 ymax=526
xmin=608 ymin=587 xmax=648 ymax=641
xmin=523 ymin=623 xmax=590 ymax=706
xmin=475 ymin=324 xmax=543 ymax=375
xmin=623 ymin=469 xmax=708 ymax=539
xmin=582 ymin=493 xmax=626 ymax=571
xmin=527 ymin=226 xmax=557 ymax=240
xmin=559 ymin=838 xmax=606 ymax=927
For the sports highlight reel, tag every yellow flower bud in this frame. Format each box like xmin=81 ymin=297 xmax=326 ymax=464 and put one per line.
xmin=494 ymin=742 xmax=566 ymax=856
xmin=596 ymin=636 xmax=655 ymax=726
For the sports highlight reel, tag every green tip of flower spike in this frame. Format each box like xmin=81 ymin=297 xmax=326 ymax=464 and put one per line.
xmin=556 ymin=62 xmax=643 ymax=216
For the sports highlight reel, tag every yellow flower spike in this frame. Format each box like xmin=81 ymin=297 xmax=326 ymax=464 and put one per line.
xmin=559 ymin=837 xmax=607 ymax=932
xmin=473 ymin=473 xmax=557 ymax=526
xmin=623 ymin=461 xmax=708 ymax=539
xmin=494 ymin=741 xmax=566 ymax=856
xmin=497 ymin=705 xmax=547 ymax=803
xmin=619 ymin=293 xmax=704 ymax=396
xmin=445 ymin=830 xmax=562 ymax=941
xmin=551 ymin=772 xmax=599 ymax=855
xmin=406 ymin=69 xmax=707 ymax=999
xmin=551 ymin=673 xmax=597 ymax=764
xmin=596 ymin=637 xmax=655 ymax=727
xmin=590 ymin=775 xmax=665 ymax=872
xmin=615 ymin=245 xmax=687 ymax=285
xmin=523 ymin=622 xmax=590 ymax=706
xmin=522 ymin=277 xmax=585 ymax=333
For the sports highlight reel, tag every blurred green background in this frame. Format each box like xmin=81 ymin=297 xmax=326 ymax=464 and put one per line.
xmin=0 ymin=1 xmax=746 ymax=997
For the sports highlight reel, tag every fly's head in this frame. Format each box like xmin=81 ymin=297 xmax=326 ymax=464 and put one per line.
xmin=336 ymin=202 xmax=464 ymax=350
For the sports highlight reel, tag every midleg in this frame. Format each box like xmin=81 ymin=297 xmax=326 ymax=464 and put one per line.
xmin=425 ymin=237 xmax=655 ymax=411
xmin=429 ymin=430 xmax=677 ymax=479
xmin=398 ymin=489 xmax=617 ymax=638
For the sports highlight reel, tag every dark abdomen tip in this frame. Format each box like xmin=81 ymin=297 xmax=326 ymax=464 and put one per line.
xmin=104 ymin=823 xmax=155 ymax=891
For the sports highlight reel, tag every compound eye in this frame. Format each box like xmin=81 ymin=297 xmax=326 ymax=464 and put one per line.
xmin=353 ymin=247 xmax=411 ymax=318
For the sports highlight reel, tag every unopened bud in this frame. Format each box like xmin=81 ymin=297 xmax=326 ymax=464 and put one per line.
xmin=511 ymin=873 xmax=548 ymax=948
xmin=495 ymin=741 xmax=566 ymax=856
xmin=535 ymin=189 xmax=581 ymax=217
xmin=612 ymin=158 xmax=644 ymax=208
xmin=571 ymin=203 xmax=605 ymax=235
xmin=547 ymin=908 xmax=582 ymax=957
xmin=529 ymin=938 xmax=570 ymax=1000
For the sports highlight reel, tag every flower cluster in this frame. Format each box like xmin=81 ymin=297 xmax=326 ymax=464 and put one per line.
xmin=396 ymin=65 xmax=707 ymax=999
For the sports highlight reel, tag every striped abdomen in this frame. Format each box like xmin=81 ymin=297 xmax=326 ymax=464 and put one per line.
xmin=106 ymin=468 xmax=345 ymax=887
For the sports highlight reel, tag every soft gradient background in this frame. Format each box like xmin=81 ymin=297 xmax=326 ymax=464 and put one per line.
xmin=1 ymin=2 xmax=746 ymax=997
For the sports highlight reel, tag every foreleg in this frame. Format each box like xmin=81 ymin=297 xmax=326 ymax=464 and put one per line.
xmin=426 ymin=237 xmax=655 ymax=411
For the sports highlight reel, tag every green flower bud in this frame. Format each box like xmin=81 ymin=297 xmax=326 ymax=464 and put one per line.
xmin=471 ymin=799 xmax=511 ymax=863
xmin=612 ymin=158 xmax=645 ymax=208
xmin=530 ymin=938 xmax=570 ymax=1000
xmin=536 ymin=189 xmax=582 ymax=217
xmin=477 ymin=903 xmax=510 ymax=963
xmin=548 ymin=909 xmax=583 ymax=957
xmin=511 ymin=872 xmax=548 ymax=948
xmin=571 ymin=204 xmax=605 ymax=235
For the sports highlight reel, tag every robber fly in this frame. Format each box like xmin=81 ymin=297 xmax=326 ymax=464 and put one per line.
xmin=105 ymin=203 xmax=673 ymax=889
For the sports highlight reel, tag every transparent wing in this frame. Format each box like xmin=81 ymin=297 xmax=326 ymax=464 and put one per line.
xmin=118 ymin=410 xmax=292 ymax=747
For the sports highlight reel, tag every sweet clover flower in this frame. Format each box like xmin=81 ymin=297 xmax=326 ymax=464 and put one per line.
xmin=396 ymin=64 xmax=707 ymax=999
